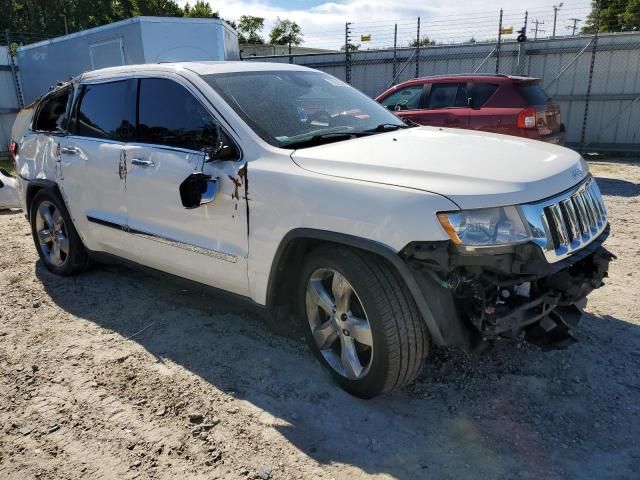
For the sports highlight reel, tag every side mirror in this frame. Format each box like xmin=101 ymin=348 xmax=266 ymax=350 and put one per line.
xmin=179 ymin=172 xmax=218 ymax=209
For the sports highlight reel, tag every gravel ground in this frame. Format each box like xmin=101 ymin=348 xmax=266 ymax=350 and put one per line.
xmin=0 ymin=160 xmax=639 ymax=480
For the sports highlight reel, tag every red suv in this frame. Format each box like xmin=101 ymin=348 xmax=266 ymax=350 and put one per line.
xmin=375 ymin=74 xmax=565 ymax=144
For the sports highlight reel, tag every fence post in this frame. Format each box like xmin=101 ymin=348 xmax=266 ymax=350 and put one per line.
xmin=517 ymin=11 xmax=528 ymax=74
xmin=415 ymin=17 xmax=421 ymax=78
xmin=496 ymin=9 xmax=503 ymax=74
xmin=580 ymin=1 xmax=600 ymax=149
xmin=288 ymin=39 xmax=292 ymax=64
xmin=392 ymin=24 xmax=398 ymax=84
xmin=5 ymin=29 xmax=24 ymax=109
xmin=345 ymin=22 xmax=352 ymax=84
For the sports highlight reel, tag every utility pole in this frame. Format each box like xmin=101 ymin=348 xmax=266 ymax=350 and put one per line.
xmin=552 ymin=3 xmax=563 ymax=37
xmin=567 ymin=18 xmax=581 ymax=36
xmin=530 ymin=19 xmax=545 ymax=40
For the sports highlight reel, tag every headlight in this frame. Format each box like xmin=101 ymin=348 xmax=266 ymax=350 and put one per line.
xmin=437 ymin=206 xmax=531 ymax=247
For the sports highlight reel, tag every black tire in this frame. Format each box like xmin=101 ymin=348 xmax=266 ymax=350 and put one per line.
xmin=29 ymin=188 xmax=90 ymax=275
xmin=298 ymin=245 xmax=430 ymax=398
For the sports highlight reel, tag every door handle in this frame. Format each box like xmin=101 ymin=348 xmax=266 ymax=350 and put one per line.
xmin=60 ymin=146 xmax=80 ymax=155
xmin=130 ymin=158 xmax=154 ymax=167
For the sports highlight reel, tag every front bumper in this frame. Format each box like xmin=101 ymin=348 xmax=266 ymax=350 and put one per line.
xmin=401 ymin=225 xmax=614 ymax=349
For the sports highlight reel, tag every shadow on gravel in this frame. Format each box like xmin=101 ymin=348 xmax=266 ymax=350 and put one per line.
xmin=0 ymin=209 xmax=23 ymax=216
xmin=36 ymin=260 xmax=640 ymax=480
xmin=594 ymin=176 xmax=640 ymax=198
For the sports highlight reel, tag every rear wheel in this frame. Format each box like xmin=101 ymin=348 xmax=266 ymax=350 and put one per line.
xmin=30 ymin=189 xmax=90 ymax=275
xmin=299 ymin=245 xmax=430 ymax=398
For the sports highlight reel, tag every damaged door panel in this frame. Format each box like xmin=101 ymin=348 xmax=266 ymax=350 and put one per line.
xmin=122 ymin=76 xmax=249 ymax=296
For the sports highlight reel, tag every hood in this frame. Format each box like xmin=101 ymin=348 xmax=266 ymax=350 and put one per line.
xmin=290 ymin=127 xmax=588 ymax=209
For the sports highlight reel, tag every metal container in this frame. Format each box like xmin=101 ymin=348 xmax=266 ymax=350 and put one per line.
xmin=16 ymin=16 xmax=240 ymax=104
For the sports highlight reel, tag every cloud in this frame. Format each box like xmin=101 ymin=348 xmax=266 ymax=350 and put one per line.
xmin=177 ymin=0 xmax=591 ymax=50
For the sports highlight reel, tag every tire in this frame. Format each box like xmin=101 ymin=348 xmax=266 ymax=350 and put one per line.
xmin=298 ymin=245 xmax=430 ymax=398
xmin=29 ymin=188 xmax=90 ymax=275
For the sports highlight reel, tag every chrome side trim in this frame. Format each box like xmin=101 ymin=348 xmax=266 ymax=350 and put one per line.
xmin=86 ymin=215 xmax=238 ymax=263
xmin=129 ymin=229 xmax=238 ymax=263
xmin=520 ymin=176 xmax=608 ymax=263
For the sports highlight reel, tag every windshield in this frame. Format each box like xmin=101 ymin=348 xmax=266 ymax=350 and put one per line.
xmin=202 ymin=70 xmax=406 ymax=148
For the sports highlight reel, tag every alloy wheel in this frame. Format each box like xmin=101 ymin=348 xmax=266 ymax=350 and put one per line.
xmin=35 ymin=201 xmax=69 ymax=267
xmin=305 ymin=268 xmax=374 ymax=380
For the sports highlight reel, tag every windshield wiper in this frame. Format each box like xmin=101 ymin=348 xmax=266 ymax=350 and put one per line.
xmin=280 ymin=123 xmax=412 ymax=149
xmin=280 ymin=132 xmax=362 ymax=149
xmin=363 ymin=123 xmax=412 ymax=132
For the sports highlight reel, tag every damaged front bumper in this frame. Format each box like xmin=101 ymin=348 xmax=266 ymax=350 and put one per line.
xmin=401 ymin=226 xmax=615 ymax=350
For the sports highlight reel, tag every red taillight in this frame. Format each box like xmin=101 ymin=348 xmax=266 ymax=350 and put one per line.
xmin=517 ymin=107 xmax=536 ymax=129
xmin=9 ymin=140 xmax=18 ymax=159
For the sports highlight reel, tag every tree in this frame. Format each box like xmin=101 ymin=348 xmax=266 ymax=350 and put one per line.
xmin=582 ymin=0 xmax=640 ymax=33
xmin=409 ymin=37 xmax=436 ymax=47
xmin=137 ymin=0 xmax=184 ymax=17
xmin=269 ymin=18 xmax=303 ymax=46
xmin=340 ymin=42 xmax=360 ymax=52
xmin=237 ymin=15 xmax=264 ymax=44
xmin=184 ymin=1 xmax=218 ymax=18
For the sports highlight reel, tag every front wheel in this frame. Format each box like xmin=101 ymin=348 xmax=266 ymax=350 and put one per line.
xmin=299 ymin=245 xmax=430 ymax=398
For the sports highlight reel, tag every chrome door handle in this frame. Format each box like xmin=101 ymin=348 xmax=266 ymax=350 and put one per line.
xmin=60 ymin=146 xmax=80 ymax=155
xmin=130 ymin=158 xmax=154 ymax=167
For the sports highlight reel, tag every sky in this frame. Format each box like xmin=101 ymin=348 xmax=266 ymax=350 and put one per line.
xmin=177 ymin=0 xmax=594 ymax=50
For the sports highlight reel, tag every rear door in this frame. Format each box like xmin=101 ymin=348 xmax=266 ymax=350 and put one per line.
xmin=123 ymin=76 xmax=249 ymax=295
xmin=58 ymin=79 xmax=136 ymax=255
xmin=414 ymin=82 xmax=472 ymax=128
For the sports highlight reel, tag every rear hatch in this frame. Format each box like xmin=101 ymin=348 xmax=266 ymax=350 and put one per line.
xmin=516 ymin=79 xmax=563 ymax=138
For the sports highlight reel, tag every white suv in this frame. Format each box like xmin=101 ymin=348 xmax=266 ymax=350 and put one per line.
xmin=11 ymin=62 xmax=613 ymax=398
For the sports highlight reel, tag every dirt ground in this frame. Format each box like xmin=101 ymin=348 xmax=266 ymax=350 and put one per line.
xmin=0 ymin=160 xmax=639 ymax=480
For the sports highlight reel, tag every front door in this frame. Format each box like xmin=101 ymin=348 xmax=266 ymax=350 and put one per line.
xmin=123 ymin=77 xmax=249 ymax=296
xmin=59 ymin=79 xmax=136 ymax=256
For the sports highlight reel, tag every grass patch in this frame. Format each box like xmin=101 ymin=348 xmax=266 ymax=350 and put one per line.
xmin=8 ymin=274 xmax=21 ymax=285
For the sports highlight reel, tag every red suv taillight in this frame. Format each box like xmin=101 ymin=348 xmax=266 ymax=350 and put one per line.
xmin=517 ymin=107 xmax=537 ymax=129
xmin=9 ymin=140 xmax=18 ymax=160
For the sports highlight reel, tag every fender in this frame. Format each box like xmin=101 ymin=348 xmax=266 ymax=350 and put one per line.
xmin=266 ymin=228 xmax=446 ymax=345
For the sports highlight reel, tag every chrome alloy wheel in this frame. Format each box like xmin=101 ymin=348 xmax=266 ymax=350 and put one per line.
xmin=35 ymin=201 xmax=69 ymax=267
xmin=305 ymin=268 xmax=374 ymax=380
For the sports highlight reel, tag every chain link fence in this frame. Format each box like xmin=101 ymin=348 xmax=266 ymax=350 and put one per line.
xmin=248 ymin=6 xmax=640 ymax=153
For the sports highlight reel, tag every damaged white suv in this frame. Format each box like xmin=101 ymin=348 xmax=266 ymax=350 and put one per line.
xmin=11 ymin=62 xmax=613 ymax=398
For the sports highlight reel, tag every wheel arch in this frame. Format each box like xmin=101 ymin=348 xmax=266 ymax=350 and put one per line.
xmin=266 ymin=228 xmax=446 ymax=345
xmin=25 ymin=179 xmax=60 ymax=221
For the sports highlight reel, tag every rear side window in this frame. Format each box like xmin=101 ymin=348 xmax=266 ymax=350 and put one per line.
xmin=519 ymin=84 xmax=550 ymax=105
xmin=76 ymin=81 xmax=135 ymax=140
xmin=427 ymin=83 xmax=468 ymax=109
xmin=137 ymin=78 xmax=218 ymax=151
xmin=471 ymin=83 xmax=498 ymax=108
xmin=34 ymin=88 xmax=71 ymax=132
xmin=380 ymin=85 xmax=423 ymax=111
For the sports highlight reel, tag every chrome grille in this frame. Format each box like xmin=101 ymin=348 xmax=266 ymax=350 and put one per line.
xmin=520 ymin=177 xmax=608 ymax=263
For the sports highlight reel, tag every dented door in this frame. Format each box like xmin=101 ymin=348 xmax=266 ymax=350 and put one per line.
xmin=120 ymin=77 xmax=249 ymax=296
xmin=123 ymin=144 xmax=249 ymax=296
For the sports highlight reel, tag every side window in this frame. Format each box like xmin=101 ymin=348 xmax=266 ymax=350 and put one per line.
xmin=137 ymin=78 xmax=221 ymax=152
xmin=76 ymin=80 xmax=135 ymax=140
xmin=427 ymin=83 xmax=468 ymax=109
xmin=34 ymin=88 xmax=71 ymax=133
xmin=380 ymin=85 xmax=424 ymax=111
xmin=471 ymin=83 xmax=498 ymax=108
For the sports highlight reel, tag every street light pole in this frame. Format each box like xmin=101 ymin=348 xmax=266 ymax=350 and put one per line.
xmin=552 ymin=3 xmax=563 ymax=37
